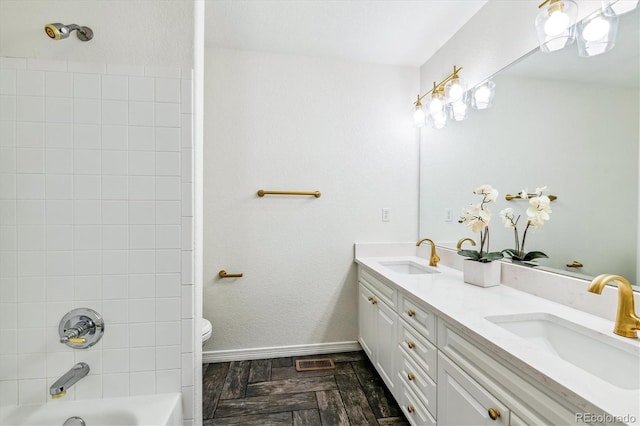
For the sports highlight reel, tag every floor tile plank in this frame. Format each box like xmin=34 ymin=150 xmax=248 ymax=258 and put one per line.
xmin=221 ymin=360 xmax=251 ymax=400
xmin=293 ymin=409 xmax=322 ymax=426
xmin=246 ymin=375 xmax=337 ymax=397
xmin=203 ymin=411 xmax=292 ymax=425
xmin=215 ymin=392 xmax=317 ymax=418
xmin=352 ymin=359 xmax=402 ymax=418
xmin=203 ymin=362 xmax=230 ymax=419
xmin=335 ymin=372 xmax=378 ymax=425
xmin=271 ymin=356 xmax=293 ymax=368
xmin=248 ymin=358 xmax=271 ymax=383
xmin=317 ymin=390 xmax=350 ymax=426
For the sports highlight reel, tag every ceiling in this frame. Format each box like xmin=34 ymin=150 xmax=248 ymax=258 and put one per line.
xmin=205 ymin=0 xmax=488 ymax=67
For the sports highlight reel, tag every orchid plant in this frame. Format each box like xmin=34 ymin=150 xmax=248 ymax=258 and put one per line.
xmin=500 ymin=186 xmax=552 ymax=263
xmin=457 ymin=184 xmax=504 ymax=263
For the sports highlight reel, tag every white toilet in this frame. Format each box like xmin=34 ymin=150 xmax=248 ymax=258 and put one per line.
xmin=202 ymin=318 xmax=212 ymax=347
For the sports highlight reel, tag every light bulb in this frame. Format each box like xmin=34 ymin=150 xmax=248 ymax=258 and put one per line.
xmin=474 ymin=86 xmax=490 ymax=104
xmin=544 ymin=10 xmax=571 ymax=36
xmin=429 ymin=97 xmax=443 ymax=114
xmin=448 ymin=83 xmax=464 ymax=102
xmin=582 ymin=16 xmax=610 ymax=41
xmin=413 ymin=106 xmax=426 ymax=127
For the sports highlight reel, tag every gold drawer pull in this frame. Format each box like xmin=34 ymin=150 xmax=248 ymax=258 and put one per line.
xmin=407 ymin=405 xmax=415 ymax=413
xmin=367 ymin=296 xmax=377 ymax=304
xmin=488 ymin=408 xmax=501 ymax=420
xmin=407 ymin=309 xmax=416 ymax=317
xmin=407 ymin=341 xmax=416 ymax=349
xmin=407 ymin=373 xmax=415 ymax=381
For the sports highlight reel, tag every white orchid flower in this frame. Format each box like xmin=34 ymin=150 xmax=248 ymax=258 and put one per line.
xmin=533 ymin=186 xmax=548 ymax=197
xmin=527 ymin=195 xmax=552 ymax=224
xmin=519 ymin=189 xmax=528 ymax=200
xmin=474 ymin=184 xmax=498 ymax=203
xmin=500 ymin=208 xmax=517 ymax=228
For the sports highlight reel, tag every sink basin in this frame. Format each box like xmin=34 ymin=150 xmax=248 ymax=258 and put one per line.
xmin=486 ymin=312 xmax=640 ymax=390
xmin=379 ymin=260 xmax=439 ymax=275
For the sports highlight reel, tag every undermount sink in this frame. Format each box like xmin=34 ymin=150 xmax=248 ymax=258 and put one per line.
xmin=486 ymin=312 xmax=640 ymax=390
xmin=379 ymin=260 xmax=439 ymax=275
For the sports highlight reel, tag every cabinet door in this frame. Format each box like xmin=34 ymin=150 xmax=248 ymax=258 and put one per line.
xmin=358 ymin=283 xmax=376 ymax=359
xmin=437 ymin=353 xmax=509 ymax=426
xmin=374 ymin=297 xmax=397 ymax=391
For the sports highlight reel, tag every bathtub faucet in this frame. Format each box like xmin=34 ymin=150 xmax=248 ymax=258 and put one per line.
xmin=50 ymin=362 xmax=90 ymax=399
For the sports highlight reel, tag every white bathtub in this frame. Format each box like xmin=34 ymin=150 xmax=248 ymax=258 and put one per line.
xmin=0 ymin=393 xmax=182 ymax=426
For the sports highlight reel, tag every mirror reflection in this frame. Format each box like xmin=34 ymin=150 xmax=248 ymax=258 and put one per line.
xmin=419 ymin=8 xmax=639 ymax=287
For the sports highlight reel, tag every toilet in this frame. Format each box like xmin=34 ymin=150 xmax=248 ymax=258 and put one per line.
xmin=202 ymin=318 xmax=212 ymax=347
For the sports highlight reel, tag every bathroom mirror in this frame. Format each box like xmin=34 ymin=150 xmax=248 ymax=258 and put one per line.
xmin=419 ymin=9 xmax=639 ymax=288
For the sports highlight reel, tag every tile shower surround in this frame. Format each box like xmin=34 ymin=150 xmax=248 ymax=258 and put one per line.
xmin=0 ymin=57 xmax=195 ymax=423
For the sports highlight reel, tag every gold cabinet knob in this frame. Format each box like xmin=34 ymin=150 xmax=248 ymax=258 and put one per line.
xmin=367 ymin=296 xmax=373 ymax=302
xmin=407 ymin=309 xmax=416 ymax=317
xmin=407 ymin=405 xmax=415 ymax=413
xmin=488 ymin=408 xmax=501 ymax=420
xmin=407 ymin=373 xmax=415 ymax=381
xmin=407 ymin=341 xmax=416 ymax=349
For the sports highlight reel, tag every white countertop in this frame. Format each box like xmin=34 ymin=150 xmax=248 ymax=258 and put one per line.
xmin=355 ymin=253 xmax=640 ymax=424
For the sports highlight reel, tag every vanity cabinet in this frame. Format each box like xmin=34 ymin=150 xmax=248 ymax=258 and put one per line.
xmin=356 ymin=263 xmax=595 ymax=426
xmin=357 ymin=269 xmax=398 ymax=392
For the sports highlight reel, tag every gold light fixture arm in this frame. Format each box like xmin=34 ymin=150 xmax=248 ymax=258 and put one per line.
xmin=257 ymin=190 xmax=321 ymax=198
xmin=505 ymin=193 xmax=557 ymax=201
xmin=414 ymin=65 xmax=463 ymax=106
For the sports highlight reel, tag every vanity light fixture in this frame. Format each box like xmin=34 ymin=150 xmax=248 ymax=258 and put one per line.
xmin=413 ymin=65 xmax=478 ymax=129
xmin=576 ymin=8 xmax=619 ymax=57
xmin=535 ymin=0 xmax=578 ymax=52
xmin=471 ymin=80 xmax=495 ymax=110
xmin=602 ymin=0 xmax=639 ymax=15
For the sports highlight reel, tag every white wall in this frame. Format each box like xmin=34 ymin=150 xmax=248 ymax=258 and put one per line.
xmin=0 ymin=0 xmax=193 ymax=69
xmin=203 ymin=48 xmax=419 ymax=356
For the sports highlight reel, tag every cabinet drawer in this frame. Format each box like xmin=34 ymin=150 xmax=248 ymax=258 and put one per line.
xmin=398 ymin=319 xmax=437 ymax=380
xmin=400 ymin=383 xmax=436 ymax=426
xmin=399 ymin=293 xmax=436 ymax=344
xmin=397 ymin=349 xmax=437 ymax=417
xmin=359 ymin=267 xmax=396 ymax=308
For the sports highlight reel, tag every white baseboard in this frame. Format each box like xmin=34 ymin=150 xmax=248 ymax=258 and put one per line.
xmin=202 ymin=341 xmax=362 ymax=364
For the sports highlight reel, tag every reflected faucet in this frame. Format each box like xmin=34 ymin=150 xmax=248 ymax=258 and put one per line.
xmin=588 ymin=274 xmax=640 ymax=338
xmin=50 ymin=362 xmax=90 ymax=399
xmin=416 ymin=238 xmax=440 ymax=267
xmin=456 ymin=238 xmax=476 ymax=250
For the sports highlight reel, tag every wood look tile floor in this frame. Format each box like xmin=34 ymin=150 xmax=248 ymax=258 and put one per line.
xmin=202 ymin=351 xmax=409 ymax=425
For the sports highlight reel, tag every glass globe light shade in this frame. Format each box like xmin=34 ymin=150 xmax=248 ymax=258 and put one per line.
xmin=449 ymin=100 xmax=468 ymax=122
xmin=535 ymin=0 xmax=578 ymax=52
xmin=430 ymin=111 xmax=447 ymax=129
xmin=428 ymin=93 xmax=445 ymax=115
xmin=445 ymin=77 xmax=467 ymax=103
xmin=471 ymin=80 xmax=495 ymax=110
xmin=577 ymin=10 xmax=618 ymax=57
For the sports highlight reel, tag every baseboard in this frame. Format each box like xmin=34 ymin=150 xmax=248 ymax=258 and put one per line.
xmin=202 ymin=341 xmax=362 ymax=364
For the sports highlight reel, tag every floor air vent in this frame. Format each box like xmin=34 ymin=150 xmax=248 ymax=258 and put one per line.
xmin=295 ymin=358 xmax=335 ymax=372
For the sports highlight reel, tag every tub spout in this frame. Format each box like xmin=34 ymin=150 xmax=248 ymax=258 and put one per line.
xmin=50 ymin=362 xmax=90 ymax=399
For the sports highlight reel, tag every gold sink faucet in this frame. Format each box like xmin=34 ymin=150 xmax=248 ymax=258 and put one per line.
xmin=416 ymin=238 xmax=440 ymax=267
xmin=588 ymin=274 xmax=640 ymax=338
xmin=456 ymin=238 xmax=476 ymax=250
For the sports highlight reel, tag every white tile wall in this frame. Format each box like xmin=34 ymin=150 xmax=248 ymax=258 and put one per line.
xmin=0 ymin=57 xmax=194 ymax=422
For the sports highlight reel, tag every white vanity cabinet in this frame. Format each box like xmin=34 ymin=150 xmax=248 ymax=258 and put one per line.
xmin=356 ymin=262 xmax=599 ymax=426
xmin=357 ymin=268 xmax=398 ymax=393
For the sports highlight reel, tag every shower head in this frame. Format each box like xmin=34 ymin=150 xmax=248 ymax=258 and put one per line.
xmin=45 ymin=23 xmax=93 ymax=41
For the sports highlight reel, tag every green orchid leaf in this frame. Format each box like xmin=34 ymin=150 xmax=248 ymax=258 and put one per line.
xmin=457 ymin=249 xmax=481 ymax=260
xmin=480 ymin=251 xmax=504 ymax=262
xmin=523 ymin=251 xmax=549 ymax=261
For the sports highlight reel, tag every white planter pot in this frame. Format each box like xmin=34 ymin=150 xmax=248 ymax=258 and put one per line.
xmin=463 ymin=260 xmax=501 ymax=288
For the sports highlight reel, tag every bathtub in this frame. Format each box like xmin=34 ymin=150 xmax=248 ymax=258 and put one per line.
xmin=0 ymin=393 xmax=182 ymax=426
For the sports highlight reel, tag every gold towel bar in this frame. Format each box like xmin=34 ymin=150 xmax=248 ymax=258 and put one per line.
xmin=219 ymin=270 xmax=243 ymax=278
xmin=505 ymin=193 xmax=557 ymax=201
xmin=257 ymin=190 xmax=321 ymax=198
